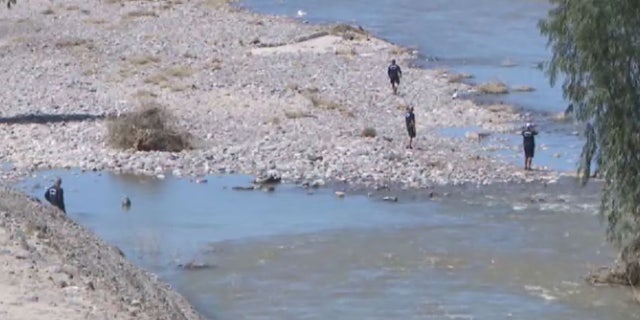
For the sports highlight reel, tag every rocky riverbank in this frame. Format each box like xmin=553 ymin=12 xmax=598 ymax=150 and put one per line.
xmin=0 ymin=186 xmax=204 ymax=320
xmin=0 ymin=0 xmax=565 ymax=189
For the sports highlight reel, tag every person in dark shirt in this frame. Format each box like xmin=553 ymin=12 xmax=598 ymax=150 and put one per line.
xmin=521 ymin=123 xmax=538 ymax=170
xmin=44 ymin=177 xmax=66 ymax=213
xmin=405 ymin=106 xmax=416 ymax=149
xmin=388 ymin=59 xmax=402 ymax=95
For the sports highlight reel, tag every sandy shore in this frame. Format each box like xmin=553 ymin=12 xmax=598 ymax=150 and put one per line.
xmin=0 ymin=187 xmax=203 ymax=320
xmin=0 ymin=0 xmax=569 ymax=190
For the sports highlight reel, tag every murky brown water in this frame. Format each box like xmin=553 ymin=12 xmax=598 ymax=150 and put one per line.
xmin=16 ymin=171 xmax=640 ymax=320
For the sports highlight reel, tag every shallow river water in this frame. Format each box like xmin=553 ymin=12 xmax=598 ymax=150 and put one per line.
xmin=239 ymin=0 xmax=585 ymax=174
xmin=15 ymin=170 xmax=640 ymax=320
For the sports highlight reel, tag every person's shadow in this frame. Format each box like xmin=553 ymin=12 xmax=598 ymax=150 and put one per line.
xmin=0 ymin=113 xmax=106 ymax=125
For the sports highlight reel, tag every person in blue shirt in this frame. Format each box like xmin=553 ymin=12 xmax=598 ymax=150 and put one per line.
xmin=521 ymin=123 xmax=538 ymax=170
xmin=405 ymin=106 xmax=416 ymax=149
xmin=388 ymin=59 xmax=402 ymax=95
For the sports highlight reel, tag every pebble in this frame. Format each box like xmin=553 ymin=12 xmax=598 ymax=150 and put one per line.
xmin=0 ymin=0 xmax=562 ymax=192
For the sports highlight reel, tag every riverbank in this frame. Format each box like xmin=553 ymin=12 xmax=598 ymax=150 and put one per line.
xmin=0 ymin=0 xmax=571 ymax=190
xmin=0 ymin=186 xmax=204 ymax=320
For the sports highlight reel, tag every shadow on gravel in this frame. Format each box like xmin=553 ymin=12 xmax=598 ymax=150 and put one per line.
xmin=0 ymin=113 xmax=106 ymax=125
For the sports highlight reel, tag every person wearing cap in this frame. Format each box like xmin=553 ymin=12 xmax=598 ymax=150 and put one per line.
xmin=44 ymin=177 xmax=66 ymax=213
xmin=388 ymin=59 xmax=402 ymax=95
xmin=521 ymin=123 xmax=538 ymax=170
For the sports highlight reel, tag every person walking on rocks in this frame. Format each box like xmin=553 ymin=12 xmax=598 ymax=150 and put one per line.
xmin=521 ymin=123 xmax=538 ymax=171
xmin=388 ymin=59 xmax=402 ymax=95
xmin=44 ymin=177 xmax=66 ymax=214
xmin=405 ymin=106 xmax=416 ymax=149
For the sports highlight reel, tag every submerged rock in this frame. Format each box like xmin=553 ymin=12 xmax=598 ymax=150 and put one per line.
xmin=382 ymin=196 xmax=398 ymax=202
xmin=177 ymin=261 xmax=216 ymax=270
xmin=232 ymin=186 xmax=256 ymax=191
xmin=261 ymin=185 xmax=276 ymax=192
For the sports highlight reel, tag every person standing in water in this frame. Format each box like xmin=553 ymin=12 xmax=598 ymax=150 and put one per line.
xmin=44 ymin=177 xmax=66 ymax=213
xmin=521 ymin=123 xmax=538 ymax=170
xmin=388 ymin=59 xmax=402 ymax=95
xmin=405 ymin=106 xmax=416 ymax=149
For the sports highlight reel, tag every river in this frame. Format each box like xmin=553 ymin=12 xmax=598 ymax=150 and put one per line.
xmin=15 ymin=170 xmax=640 ymax=320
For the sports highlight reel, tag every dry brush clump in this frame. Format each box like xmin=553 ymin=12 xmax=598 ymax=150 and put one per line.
xmin=297 ymin=87 xmax=354 ymax=117
xmin=124 ymin=10 xmax=159 ymax=19
xmin=334 ymin=45 xmax=358 ymax=57
xmin=477 ymin=81 xmax=509 ymax=94
xmin=129 ymin=54 xmax=161 ymax=66
xmin=389 ymin=46 xmax=412 ymax=56
xmin=361 ymin=127 xmax=377 ymax=138
xmin=328 ymin=23 xmax=369 ymax=41
xmin=203 ymin=0 xmax=237 ymax=9
xmin=118 ymin=55 xmax=161 ymax=78
xmin=447 ymin=73 xmax=473 ymax=83
xmin=107 ymin=102 xmax=192 ymax=152
xmin=284 ymin=110 xmax=317 ymax=119
xmin=142 ymin=65 xmax=195 ymax=90
xmin=84 ymin=18 xmax=108 ymax=25
xmin=54 ymin=38 xmax=95 ymax=50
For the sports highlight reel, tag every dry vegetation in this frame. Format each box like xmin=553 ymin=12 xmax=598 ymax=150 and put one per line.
xmin=143 ymin=66 xmax=195 ymax=89
xmin=129 ymin=54 xmax=161 ymax=66
xmin=84 ymin=18 xmax=108 ymax=25
xmin=132 ymin=90 xmax=158 ymax=99
xmin=267 ymin=117 xmax=281 ymax=125
xmin=11 ymin=36 xmax=28 ymax=44
xmin=165 ymin=66 xmax=194 ymax=78
xmin=447 ymin=73 xmax=473 ymax=83
xmin=328 ymin=23 xmax=369 ymax=41
xmin=54 ymin=38 xmax=95 ymax=50
xmin=296 ymin=88 xmax=354 ymax=117
xmin=395 ymin=103 xmax=410 ymax=111
xmin=118 ymin=55 xmax=160 ymax=79
xmin=203 ymin=0 xmax=237 ymax=9
xmin=204 ymin=58 xmax=223 ymax=71
xmin=284 ymin=110 xmax=317 ymax=119
xmin=124 ymin=10 xmax=159 ymax=19
xmin=361 ymin=127 xmax=377 ymax=138
xmin=477 ymin=81 xmax=509 ymax=94
xmin=334 ymin=46 xmax=358 ymax=57
xmin=389 ymin=46 xmax=412 ymax=56
xmin=107 ymin=102 xmax=192 ymax=152
xmin=486 ymin=104 xmax=516 ymax=113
